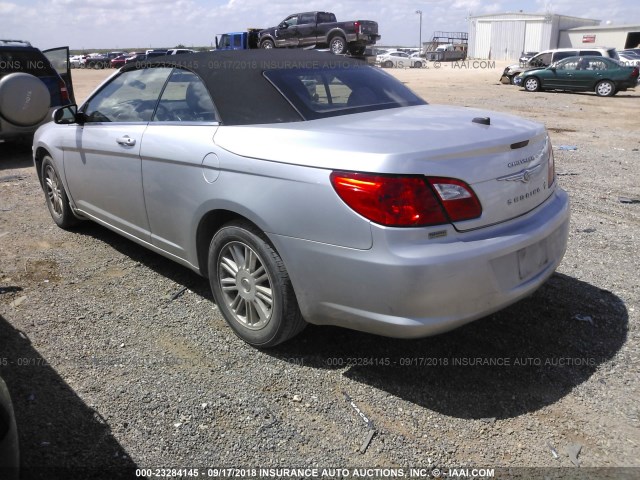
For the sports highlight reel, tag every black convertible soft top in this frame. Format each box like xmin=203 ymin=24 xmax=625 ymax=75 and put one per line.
xmin=123 ymin=49 xmax=370 ymax=125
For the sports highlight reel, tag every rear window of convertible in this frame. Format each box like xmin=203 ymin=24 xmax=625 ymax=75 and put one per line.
xmin=263 ymin=66 xmax=426 ymax=120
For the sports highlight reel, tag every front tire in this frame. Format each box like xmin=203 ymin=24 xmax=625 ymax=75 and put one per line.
xmin=329 ymin=36 xmax=347 ymax=55
xmin=208 ymin=222 xmax=305 ymax=347
xmin=383 ymin=60 xmax=393 ymax=68
xmin=595 ymin=80 xmax=615 ymax=97
xmin=524 ymin=76 xmax=541 ymax=92
xmin=413 ymin=61 xmax=423 ymax=68
xmin=42 ymin=155 xmax=79 ymax=229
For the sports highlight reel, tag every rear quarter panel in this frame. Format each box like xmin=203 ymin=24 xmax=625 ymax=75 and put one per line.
xmin=208 ymin=144 xmax=374 ymax=251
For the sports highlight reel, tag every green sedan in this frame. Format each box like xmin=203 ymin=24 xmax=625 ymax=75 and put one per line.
xmin=516 ymin=56 xmax=639 ymax=96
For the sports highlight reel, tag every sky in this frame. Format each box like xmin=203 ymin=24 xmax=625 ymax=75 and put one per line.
xmin=1 ymin=0 xmax=638 ymax=51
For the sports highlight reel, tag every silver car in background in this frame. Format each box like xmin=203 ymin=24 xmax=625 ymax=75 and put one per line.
xmin=33 ymin=50 xmax=570 ymax=347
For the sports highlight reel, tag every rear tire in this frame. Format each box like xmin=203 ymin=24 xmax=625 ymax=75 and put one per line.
xmin=329 ymin=36 xmax=347 ymax=55
xmin=41 ymin=155 xmax=79 ymax=229
xmin=208 ymin=221 xmax=306 ymax=347
xmin=349 ymin=45 xmax=366 ymax=56
xmin=595 ymin=80 xmax=615 ymax=97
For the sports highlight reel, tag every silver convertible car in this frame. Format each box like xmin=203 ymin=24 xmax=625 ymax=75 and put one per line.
xmin=33 ymin=50 xmax=570 ymax=347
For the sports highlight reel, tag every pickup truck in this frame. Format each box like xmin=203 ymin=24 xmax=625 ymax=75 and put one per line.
xmin=257 ymin=11 xmax=380 ymax=55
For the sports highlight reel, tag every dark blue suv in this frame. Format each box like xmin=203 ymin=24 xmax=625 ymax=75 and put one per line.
xmin=0 ymin=40 xmax=75 ymax=143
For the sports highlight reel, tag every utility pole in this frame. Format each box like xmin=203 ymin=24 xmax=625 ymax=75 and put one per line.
xmin=416 ymin=10 xmax=423 ymax=53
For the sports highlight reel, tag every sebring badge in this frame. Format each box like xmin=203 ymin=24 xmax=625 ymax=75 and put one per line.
xmin=497 ymin=164 xmax=542 ymax=183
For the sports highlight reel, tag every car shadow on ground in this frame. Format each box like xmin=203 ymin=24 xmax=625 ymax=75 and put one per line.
xmin=69 ymin=223 xmax=628 ymax=421
xmin=550 ymin=90 xmax=638 ymax=98
xmin=0 ymin=315 xmax=139 ymax=479
xmin=71 ymin=222 xmax=215 ymax=299
xmin=277 ymin=272 xmax=628 ymax=420
xmin=0 ymin=142 xmax=33 ymax=171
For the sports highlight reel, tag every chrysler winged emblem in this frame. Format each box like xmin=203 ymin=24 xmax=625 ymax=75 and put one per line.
xmin=497 ymin=164 xmax=542 ymax=183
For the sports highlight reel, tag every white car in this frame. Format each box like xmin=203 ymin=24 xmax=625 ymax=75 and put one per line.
xmin=69 ymin=55 xmax=85 ymax=68
xmin=167 ymin=48 xmax=196 ymax=55
xmin=377 ymin=51 xmax=424 ymax=68
xmin=410 ymin=53 xmax=425 ymax=68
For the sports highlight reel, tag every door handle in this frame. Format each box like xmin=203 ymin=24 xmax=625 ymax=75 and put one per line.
xmin=116 ymin=136 xmax=136 ymax=147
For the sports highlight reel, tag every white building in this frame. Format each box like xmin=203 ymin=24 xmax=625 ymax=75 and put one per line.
xmin=559 ymin=24 xmax=640 ymax=50
xmin=468 ymin=13 xmax=600 ymax=60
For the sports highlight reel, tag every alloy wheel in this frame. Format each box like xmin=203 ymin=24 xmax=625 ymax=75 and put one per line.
xmin=217 ymin=241 xmax=274 ymax=330
xmin=44 ymin=164 xmax=64 ymax=218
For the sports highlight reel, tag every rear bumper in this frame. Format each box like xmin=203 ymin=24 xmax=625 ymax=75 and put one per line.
xmin=347 ymin=33 xmax=380 ymax=45
xmin=0 ymin=107 xmax=56 ymax=141
xmin=617 ymin=78 xmax=639 ymax=90
xmin=271 ymin=188 xmax=570 ymax=338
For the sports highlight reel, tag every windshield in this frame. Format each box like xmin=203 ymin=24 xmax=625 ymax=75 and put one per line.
xmin=529 ymin=52 xmax=552 ymax=67
xmin=264 ymin=66 xmax=426 ymax=120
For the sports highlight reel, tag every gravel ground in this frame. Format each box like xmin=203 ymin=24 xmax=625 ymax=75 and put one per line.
xmin=1 ymin=62 xmax=639 ymax=479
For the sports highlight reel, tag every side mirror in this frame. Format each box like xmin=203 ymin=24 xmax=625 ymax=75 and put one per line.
xmin=53 ymin=104 xmax=82 ymax=125
xmin=549 ymin=66 xmax=556 ymax=72
xmin=279 ymin=22 xmax=288 ymax=29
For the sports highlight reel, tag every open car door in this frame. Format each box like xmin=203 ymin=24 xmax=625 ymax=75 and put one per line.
xmin=43 ymin=46 xmax=75 ymax=104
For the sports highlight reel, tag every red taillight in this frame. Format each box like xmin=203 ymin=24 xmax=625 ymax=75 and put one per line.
xmin=59 ymin=79 xmax=69 ymax=103
xmin=427 ymin=177 xmax=482 ymax=222
xmin=354 ymin=21 xmax=361 ymax=34
xmin=632 ymin=67 xmax=639 ymax=78
xmin=330 ymin=171 xmax=482 ymax=227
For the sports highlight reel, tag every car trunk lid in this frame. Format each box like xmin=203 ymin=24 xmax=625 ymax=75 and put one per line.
xmin=215 ymin=105 xmax=554 ymax=231
xmin=427 ymin=131 xmax=553 ymax=231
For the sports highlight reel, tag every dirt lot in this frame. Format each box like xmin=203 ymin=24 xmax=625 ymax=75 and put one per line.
xmin=1 ymin=62 xmax=639 ymax=479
